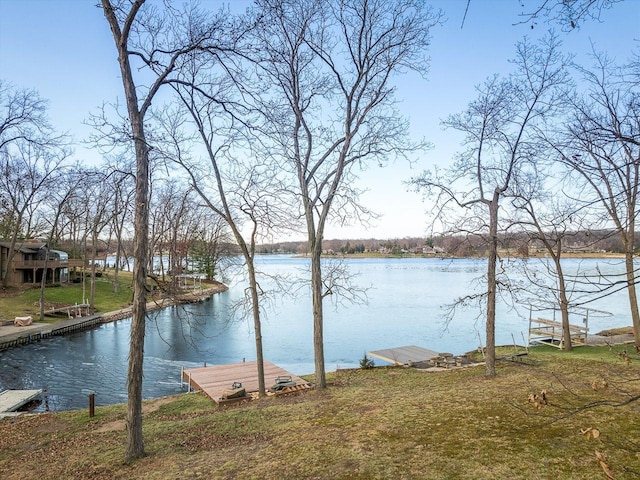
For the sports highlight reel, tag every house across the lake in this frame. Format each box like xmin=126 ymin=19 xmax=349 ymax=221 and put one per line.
xmin=0 ymin=241 xmax=84 ymax=287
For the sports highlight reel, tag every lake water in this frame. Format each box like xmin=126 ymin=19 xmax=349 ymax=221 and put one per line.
xmin=0 ymin=255 xmax=631 ymax=411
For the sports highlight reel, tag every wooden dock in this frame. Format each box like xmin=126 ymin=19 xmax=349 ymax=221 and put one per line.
xmin=0 ymin=315 xmax=103 ymax=351
xmin=182 ymin=361 xmax=312 ymax=404
xmin=0 ymin=389 xmax=43 ymax=414
xmin=368 ymin=345 xmax=440 ymax=366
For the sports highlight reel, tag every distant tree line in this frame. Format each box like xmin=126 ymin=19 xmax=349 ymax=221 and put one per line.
xmin=258 ymin=229 xmax=632 ymax=256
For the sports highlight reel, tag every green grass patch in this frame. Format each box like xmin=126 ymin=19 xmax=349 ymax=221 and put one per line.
xmin=0 ymin=274 xmax=134 ymax=321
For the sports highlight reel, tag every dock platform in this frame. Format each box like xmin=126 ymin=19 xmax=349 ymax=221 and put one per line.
xmin=0 ymin=389 xmax=43 ymax=415
xmin=0 ymin=315 xmax=103 ymax=351
xmin=182 ymin=361 xmax=312 ymax=405
xmin=368 ymin=345 xmax=440 ymax=366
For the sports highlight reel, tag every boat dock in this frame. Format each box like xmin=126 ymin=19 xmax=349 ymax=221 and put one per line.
xmin=182 ymin=361 xmax=312 ymax=405
xmin=0 ymin=315 xmax=103 ymax=351
xmin=368 ymin=345 xmax=440 ymax=366
xmin=0 ymin=389 xmax=43 ymax=416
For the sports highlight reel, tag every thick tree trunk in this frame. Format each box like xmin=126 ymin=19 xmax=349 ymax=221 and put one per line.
xmin=310 ymin=239 xmax=326 ymax=388
xmin=485 ymin=197 xmax=498 ymax=377
xmin=102 ymin=0 xmax=150 ymax=462
xmin=124 ymin=99 xmax=150 ymax=463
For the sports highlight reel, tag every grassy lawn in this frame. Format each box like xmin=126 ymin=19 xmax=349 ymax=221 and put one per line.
xmin=0 ymin=272 xmax=135 ymax=322
xmin=0 ymin=344 xmax=638 ymax=479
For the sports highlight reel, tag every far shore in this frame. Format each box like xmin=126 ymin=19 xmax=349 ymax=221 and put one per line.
xmin=291 ymin=251 xmax=628 ymax=259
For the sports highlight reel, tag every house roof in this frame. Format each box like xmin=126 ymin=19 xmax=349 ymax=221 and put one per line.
xmin=0 ymin=242 xmax=47 ymax=253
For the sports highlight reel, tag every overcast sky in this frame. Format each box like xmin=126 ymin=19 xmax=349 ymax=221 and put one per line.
xmin=0 ymin=0 xmax=638 ymax=240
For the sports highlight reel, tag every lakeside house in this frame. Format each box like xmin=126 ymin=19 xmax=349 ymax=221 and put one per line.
xmin=0 ymin=242 xmax=84 ymax=287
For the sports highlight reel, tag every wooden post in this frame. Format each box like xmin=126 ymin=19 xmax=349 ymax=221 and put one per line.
xmin=89 ymin=393 xmax=95 ymax=417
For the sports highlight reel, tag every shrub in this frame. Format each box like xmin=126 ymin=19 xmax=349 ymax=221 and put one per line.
xmin=359 ymin=353 xmax=375 ymax=369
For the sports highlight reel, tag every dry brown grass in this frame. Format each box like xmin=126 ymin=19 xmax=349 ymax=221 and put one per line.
xmin=1 ymin=344 xmax=639 ymax=479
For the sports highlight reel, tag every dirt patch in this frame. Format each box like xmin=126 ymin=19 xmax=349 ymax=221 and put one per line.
xmin=95 ymin=396 xmax=175 ymax=433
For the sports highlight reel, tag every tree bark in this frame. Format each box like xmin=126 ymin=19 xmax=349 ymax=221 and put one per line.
xmin=310 ymin=238 xmax=326 ymax=389
xmin=552 ymin=244 xmax=573 ymax=351
xmin=485 ymin=194 xmax=499 ymax=377
xmin=102 ymin=0 xmax=150 ymax=461
xmin=246 ymin=260 xmax=266 ymax=396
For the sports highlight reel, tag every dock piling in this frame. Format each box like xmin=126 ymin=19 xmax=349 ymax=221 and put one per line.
xmin=89 ymin=393 xmax=95 ymax=418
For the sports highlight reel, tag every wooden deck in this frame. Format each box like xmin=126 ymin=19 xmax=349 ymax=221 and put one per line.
xmin=182 ymin=361 xmax=312 ymax=404
xmin=368 ymin=345 xmax=440 ymax=366
xmin=0 ymin=389 xmax=43 ymax=414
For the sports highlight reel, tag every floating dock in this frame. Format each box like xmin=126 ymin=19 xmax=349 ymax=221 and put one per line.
xmin=0 ymin=389 xmax=43 ymax=415
xmin=182 ymin=361 xmax=311 ymax=405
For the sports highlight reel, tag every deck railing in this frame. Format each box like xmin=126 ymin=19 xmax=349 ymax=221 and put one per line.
xmin=12 ymin=259 xmax=85 ymax=269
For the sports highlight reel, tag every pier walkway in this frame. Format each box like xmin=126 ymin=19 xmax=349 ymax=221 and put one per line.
xmin=0 ymin=315 xmax=103 ymax=351
xmin=0 ymin=389 xmax=43 ymax=416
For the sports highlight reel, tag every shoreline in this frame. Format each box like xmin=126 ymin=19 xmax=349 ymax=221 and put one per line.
xmin=98 ymin=282 xmax=229 ymax=323
xmin=291 ymin=252 xmax=627 ymax=260
xmin=0 ymin=282 xmax=228 ymax=350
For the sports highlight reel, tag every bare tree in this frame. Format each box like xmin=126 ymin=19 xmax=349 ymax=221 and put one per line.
xmin=0 ymin=82 xmax=67 ymax=288
xmin=0 ymin=81 xmax=56 ymax=150
xmin=38 ymin=168 xmax=85 ymax=321
xmin=515 ymin=0 xmax=624 ymax=30
xmin=0 ymin=141 xmax=67 ymax=287
xmin=83 ymin=171 xmax=115 ymax=309
xmin=100 ymin=0 xmax=224 ymax=460
xmin=510 ymin=184 xmax=596 ymax=351
xmin=248 ymin=0 xmax=440 ymax=388
xmin=104 ymin=158 xmax=135 ymax=293
xmin=412 ymin=34 xmax=570 ymax=376
xmin=156 ymin=82 xmax=290 ymax=397
xmin=559 ymin=51 xmax=640 ymax=348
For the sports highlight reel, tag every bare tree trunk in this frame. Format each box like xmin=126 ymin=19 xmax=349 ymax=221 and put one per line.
xmin=485 ymin=195 xmax=499 ymax=377
xmin=114 ymin=241 xmax=121 ymax=294
xmin=82 ymin=234 xmax=88 ymax=304
xmin=1 ymin=209 xmax=25 ymax=288
xmin=90 ymin=231 xmax=98 ymax=310
xmin=39 ymin=245 xmax=49 ymax=322
xmin=551 ymin=242 xmax=573 ymax=351
xmin=310 ymin=236 xmax=326 ymax=388
xmin=625 ymin=248 xmax=640 ymax=349
xmin=308 ymin=229 xmax=327 ymax=388
xmin=102 ymin=0 xmax=151 ymax=461
xmin=246 ymin=260 xmax=265 ymax=396
xmin=126 ymin=127 xmax=150 ymax=461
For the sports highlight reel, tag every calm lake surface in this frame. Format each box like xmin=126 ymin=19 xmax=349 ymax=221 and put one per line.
xmin=0 ymin=256 xmax=631 ymax=411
